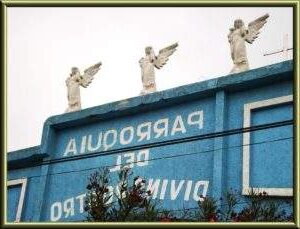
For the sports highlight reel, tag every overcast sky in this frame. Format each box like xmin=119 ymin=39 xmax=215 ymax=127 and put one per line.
xmin=7 ymin=7 xmax=293 ymax=152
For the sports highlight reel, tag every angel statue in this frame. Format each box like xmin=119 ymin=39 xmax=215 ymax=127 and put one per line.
xmin=139 ymin=42 xmax=178 ymax=95
xmin=65 ymin=62 xmax=102 ymax=113
xmin=228 ymin=14 xmax=269 ymax=74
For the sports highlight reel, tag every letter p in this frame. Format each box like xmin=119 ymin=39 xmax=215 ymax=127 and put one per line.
xmin=188 ymin=111 xmax=203 ymax=129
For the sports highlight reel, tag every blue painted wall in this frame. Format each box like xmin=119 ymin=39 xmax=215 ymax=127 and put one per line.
xmin=7 ymin=60 xmax=294 ymax=222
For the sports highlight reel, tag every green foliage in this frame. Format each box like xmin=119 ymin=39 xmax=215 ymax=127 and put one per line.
xmin=232 ymin=189 xmax=293 ymax=222
xmin=197 ymin=197 xmax=218 ymax=222
xmin=84 ymin=167 xmax=113 ymax=221
xmin=222 ymin=189 xmax=239 ymax=221
xmin=84 ymin=169 xmax=293 ymax=222
xmin=196 ymin=189 xmax=293 ymax=222
xmin=85 ymin=166 xmax=160 ymax=222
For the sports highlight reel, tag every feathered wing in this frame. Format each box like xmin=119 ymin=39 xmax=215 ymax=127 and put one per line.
xmin=80 ymin=62 xmax=102 ymax=88
xmin=245 ymin=13 xmax=269 ymax=44
xmin=154 ymin=42 xmax=178 ymax=69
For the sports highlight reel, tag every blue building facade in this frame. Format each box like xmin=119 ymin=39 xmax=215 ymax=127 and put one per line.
xmin=7 ymin=60 xmax=294 ymax=222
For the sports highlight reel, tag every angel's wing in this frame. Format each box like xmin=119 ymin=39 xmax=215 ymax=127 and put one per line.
xmin=154 ymin=42 xmax=178 ymax=69
xmin=80 ymin=62 xmax=102 ymax=88
xmin=245 ymin=14 xmax=269 ymax=44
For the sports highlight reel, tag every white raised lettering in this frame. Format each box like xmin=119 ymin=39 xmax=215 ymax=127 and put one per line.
xmin=136 ymin=149 xmax=149 ymax=167
xmin=188 ymin=111 xmax=203 ymax=129
xmin=184 ymin=180 xmax=193 ymax=201
xmin=50 ymin=202 xmax=62 ymax=221
xmin=63 ymin=198 xmax=74 ymax=218
xmin=193 ymin=180 xmax=209 ymax=202
xmin=170 ymin=180 xmax=185 ymax=200
xmin=75 ymin=193 xmax=86 ymax=213
xmin=160 ymin=179 xmax=168 ymax=200
xmin=63 ymin=138 xmax=77 ymax=157
xmin=171 ymin=115 xmax=186 ymax=136
xmin=87 ymin=132 xmax=102 ymax=152
xmin=137 ymin=122 xmax=151 ymax=142
xmin=147 ymin=179 xmax=160 ymax=199
xmin=103 ymin=130 xmax=117 ymax=150
xmin=120 ymin=126 xmax=134 ymax=145
xmin=110 ymin=155 xmax=122 ymax=172
xmin=124 ymin=152 xmax=135 ymax=168
xmin=154 ymin=118 xmax=169 ymax=138
xmin=80 ymin=136 xmax=87 ymax=154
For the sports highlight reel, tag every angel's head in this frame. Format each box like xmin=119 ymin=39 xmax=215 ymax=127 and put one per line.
xmin=70 ymin=67 xmax=80 ymax=77
xmin=234 ymin=19 xmax=244 ymax=29
xmin=145 ymin=46 xmax=154 ymax=55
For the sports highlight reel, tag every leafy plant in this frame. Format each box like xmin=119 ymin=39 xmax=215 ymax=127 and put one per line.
xmin=196 ymin=189 xmax=293 ymax=222
xmin=221 ymin=189 xmax=240 ymax=221
xmin=197 ymin=196 xmax=218 ymax=222
xmin=84 ymin=167 xmax=113 ymax=221
xmin=84 ymin=169 xmax=293 ymax=222
xmin=85 ymin=166 xmax=160 ymax=222
xmin=234 ymin=189 xmax=293 ymax=222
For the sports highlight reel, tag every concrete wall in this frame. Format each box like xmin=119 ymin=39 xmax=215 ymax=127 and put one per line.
xmin=7 ymin=60 xmax=294 ymax=222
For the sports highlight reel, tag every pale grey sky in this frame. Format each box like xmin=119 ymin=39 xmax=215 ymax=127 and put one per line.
xmin=7 ymin=7 xmax=293 ymax=152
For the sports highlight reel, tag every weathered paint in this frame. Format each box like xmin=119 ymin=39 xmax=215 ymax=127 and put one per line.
xmin=7 ymin=60 xmax=293 ymax=222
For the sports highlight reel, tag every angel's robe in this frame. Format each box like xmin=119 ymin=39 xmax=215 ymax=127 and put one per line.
xmin=139 ymin=56 xmax=156 ymax=91
xmin=66 ymin=74 xmax=82 ymax=112
xmin=228 ymin=27 xmax=249 ymax=67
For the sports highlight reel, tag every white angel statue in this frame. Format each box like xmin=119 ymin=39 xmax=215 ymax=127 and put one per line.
xmin=139 ymin=43 xmax=178 ymax=95
xmin=228 ymin=14 xmax=269 ymax=74
xmin=65 ymin=62 xmax=102 ymax=113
